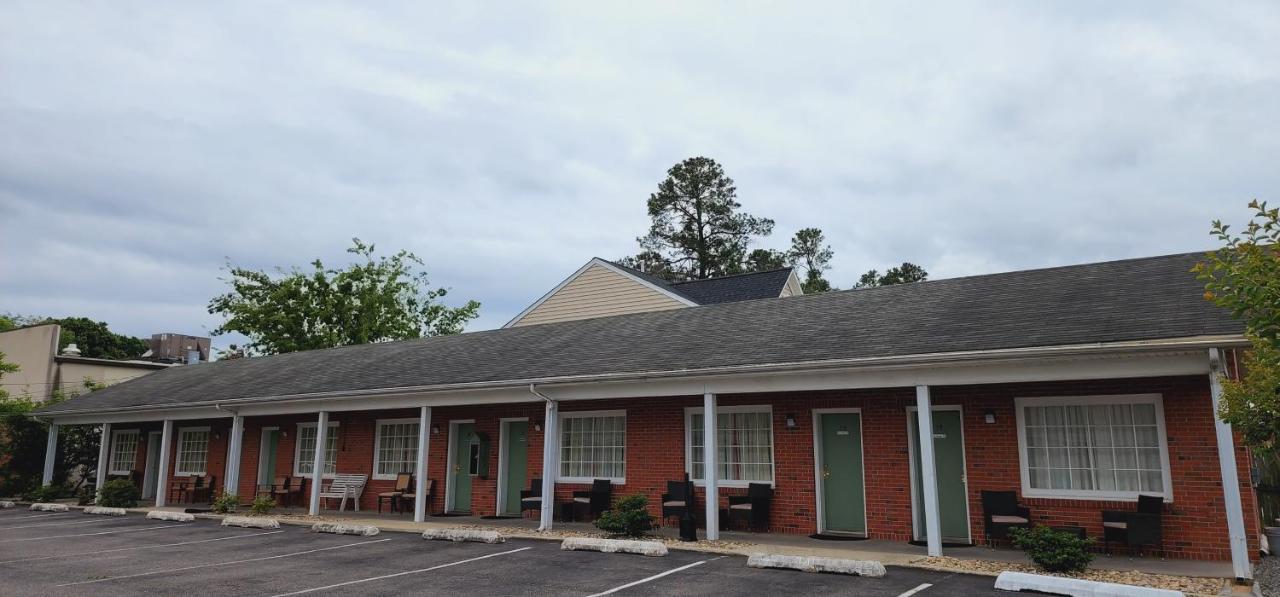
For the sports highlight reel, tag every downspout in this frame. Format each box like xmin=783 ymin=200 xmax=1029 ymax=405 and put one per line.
xmin=530 ymin=384 xmax=558 ymax=531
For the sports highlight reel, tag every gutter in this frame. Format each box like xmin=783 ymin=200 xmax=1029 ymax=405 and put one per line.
xmin=34 ymin=335 xmax=1245 ymax=418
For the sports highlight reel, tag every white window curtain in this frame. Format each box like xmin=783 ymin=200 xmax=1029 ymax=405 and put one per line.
xmin=374 ymin=421 xmax=419 ymax=478
xmin=688 ymin=410 xmax=774 ymax=483
xmin=1023 ymin=401 xmax=1166 ymax=496
xmin=296 ymin=423 xmax=338 ymax=476
xmin=109 ymin=431 xmax=139 ymax=474
xmin=174 ymin=428 xmax=209 ymax=476
xmin=559 ymin=414 xmax=626 ymax=480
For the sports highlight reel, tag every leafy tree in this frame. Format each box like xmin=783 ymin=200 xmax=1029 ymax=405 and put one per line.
xmin=744 ymin=248 xmax=787 ymax=272
xmin=787 ymin=227 xmax=834 ymax=293
xmin=0 ymin=382 xmax=103 ymax=497
xmin=0 ymin=350 xmax=18 ymax=400
xmin=1 ymin=314 xmax=147 ymax=360
xmin=615 ymin=249 xmax=676 ymax=279
xmin=630 ymin=157 xmax=774 ymax=280
xmin=1194 ymin=200 xmax=1280 ymax=449
xmin=208 ymin=238 xmax=480 ymax=355
xmin=854 ymin=262 xmax=929 ymax=288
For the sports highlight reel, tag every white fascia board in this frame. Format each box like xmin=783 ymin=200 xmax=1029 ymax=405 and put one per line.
xmin=783 ymin=269 xmax=804 ymax=296
xmin=502 ymin=257 xmax=698 ymax=328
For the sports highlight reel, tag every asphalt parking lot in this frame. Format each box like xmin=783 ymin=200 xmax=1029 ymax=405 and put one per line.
xmin=0 ymin=507 xmax=1004 ymax=596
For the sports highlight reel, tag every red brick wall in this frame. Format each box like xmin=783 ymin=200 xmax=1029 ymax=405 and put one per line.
xmin=217 ymin=374 xmax=1258 ymax=561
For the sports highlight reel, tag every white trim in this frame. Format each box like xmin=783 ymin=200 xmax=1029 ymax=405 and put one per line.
xmin=502 ymin=258 xmax=699 ymax=328
xmin=556 ymin=410 xmax=627 ymax=484
xmin=257 ymin=427 xmax=280 ymax=487
xmin=782 ymin=269 xmax=805 ymax=297
xmin=683 ymin=405 xmax=775 ymax=488
xmin=1013 ymin=394 xmax=1173 ymax=502
xmin=811 ymin=408 xmax=867 ymax=537
xmin=1209 ymin=348 xmax=1252 ymax=580
xmin=907 ymin=404 xmax=971 ymax=544
xmin=108 ymin=429 xmax=141 ymax=476
xmin=371 ymin=418 xmax=421 ymax=481
xmin=496 ymin=417 xmax=529 ymax=516
xmin=173 ymin=426 xmax=211 ymax=477
xmin=444 ymin=419 xmax=475 ymax=513
xmin=294 ymin=421 xmax=340 ymax=478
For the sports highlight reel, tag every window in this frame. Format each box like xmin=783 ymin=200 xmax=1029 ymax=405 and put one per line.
xmin=373 ymin=419 xmax=419 ymax=480
xmin=109 ymin=430 xmax=140 ymax=475
xmin=295 ymin=422 xmax=339 ymax=476
xmin=558 ymin=411 xmax=625 ymax=482
xmin=686 ymin=407 xmax=774 ymax=486
xmin=1017 ymin=395 xmax=1172 ymax=500
xmin=174 ymin=427 xmax=210 ymax=476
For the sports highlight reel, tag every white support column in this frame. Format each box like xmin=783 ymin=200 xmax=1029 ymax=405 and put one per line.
xmin=916 ymin=385 xmax=943 ymax=557
xmin=154 ymin=420 xmax=174 ymax=508
xmin=1209 ymin=348 xmax=1252 ymax=581
xmin=224 ymin=415 xmax=245 ymax=498
xmin=703 ymin=392 xmax=719 ymax=541
xmin=309 ymin=411 xmax=330 ymax=516
xmin=94 ymin=422 xmax=112 ymax=503
xmin=539 ymin=399 xmax=559 ymax=531
xmin=42 ymin=423 xmax=59 ymax=486
xmin=414 ymin=406 xmax=432 ymax=523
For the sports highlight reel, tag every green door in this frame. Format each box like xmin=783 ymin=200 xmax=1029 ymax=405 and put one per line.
xmin=450 ymin=423 xmax=475 ymax=513
xmin=257 ymin=430 xmax=279 ymax=487
xmin=819 ymin=412 xmax=866 ymax=535
xmin=502 ymin=422 xmax=529 ymax=515
xmin=911 ymin=410 xmax=970 ymax=542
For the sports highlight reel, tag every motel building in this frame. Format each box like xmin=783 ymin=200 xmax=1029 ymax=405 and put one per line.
xmin=33 ymin=253 xmax=1260 ymax=581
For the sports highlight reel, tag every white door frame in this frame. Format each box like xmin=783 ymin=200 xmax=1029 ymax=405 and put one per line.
xmin=444 ymin=419 xmax=475 ymax=513
xmin=495 ymin=417 xmax=529 ymax=516
xmin=257 ymin=427 xmax=279 ymax=487
xmin=906 ymin=405 xmax=971 ymax=543
xmin=812 ymin=408 xmax=867 ymax=536
xmin=142 ymin=431 xmax=162 ymax=499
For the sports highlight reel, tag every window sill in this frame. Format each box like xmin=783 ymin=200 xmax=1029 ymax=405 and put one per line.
xmin=1022 ymin=489 xmax=1170 ymax=502
xmin=556 ymin=477 xmax=624 ymax=485
xmin=173 ymin=472 xmax=207 ymax=477
xmin=107 ymin=470 xmax=132 ymax=476
xmin=691 ymin=480 xmax=774 ymax=489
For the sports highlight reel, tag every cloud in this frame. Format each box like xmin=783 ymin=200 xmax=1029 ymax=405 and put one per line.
xmin=1 ymin=1 xmax=1277 ymax=346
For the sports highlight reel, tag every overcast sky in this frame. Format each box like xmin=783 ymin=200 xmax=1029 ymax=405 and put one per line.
xmin=2 ymin=2 xmax=1277 ymax=352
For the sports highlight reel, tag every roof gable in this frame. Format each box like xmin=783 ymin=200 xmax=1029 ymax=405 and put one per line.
xmin=504 ymin=259 xmax=695 ymax=327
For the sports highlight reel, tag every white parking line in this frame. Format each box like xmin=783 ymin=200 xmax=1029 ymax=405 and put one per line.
xmin=0 ymin=513 xmax=67 ymax=522
xmin=57 ymin=538 xmax=393 ymax=587
xmin=586 ymin=556 xmax=723 ymax=597
xmin=0 ymin=524 xmax=179 ymax=543
xmin=897 ymin=582 xmax=933 ymax=597
xmin=0 ymin=518 xmax=122 ymax=530
xmin=270 ymin=546 xmax=533 ymax=596
xmin=0 ymin=530 xmax=284 ymax=565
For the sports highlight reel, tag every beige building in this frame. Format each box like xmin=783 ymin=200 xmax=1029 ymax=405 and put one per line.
xmin=0 ymin=324 xmax=173 ymax=402
xmin=505 ymin=258 xmax=803 ymax=327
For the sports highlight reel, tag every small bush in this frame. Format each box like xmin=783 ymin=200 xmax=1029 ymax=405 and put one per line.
xmin=251 ymin=495 xmax=275 ymax=515
xmin=25 ymin=483 xmax=65 ymax=503
xmin=1009 ymin=525 xmax=1095 ymax=573
xmin=593 ymin=493 xmax=653 ymax=537
xmin=211 ymin=492 xmax=239 ymax=514
xmin=96 ymin=479 xmax=140 ymax=508
xmin=76 ymin=484 xmax=96 ymax=506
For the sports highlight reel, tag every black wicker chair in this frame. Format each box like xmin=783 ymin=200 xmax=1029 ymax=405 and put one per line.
xmin=572 ymin=479 xmax=612 ymax=521
xmin=519 ymin=478 xmax=543 ymax=518
xmin=981 ymin=490 xmax=1032 ymax=546
xmin=727 ymin=483 xmax=773 ymax=531
xmin=662 ymin=479 xmax=695 ymax=526
xmin=1103 ymin=494 xmax=1164 ymax=557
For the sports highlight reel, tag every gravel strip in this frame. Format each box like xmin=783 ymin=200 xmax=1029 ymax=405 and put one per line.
xmin=1255 ymin=556 xmax=1278 ymax=597
xmin=916 ymin=556 xmax=1226 ymax=596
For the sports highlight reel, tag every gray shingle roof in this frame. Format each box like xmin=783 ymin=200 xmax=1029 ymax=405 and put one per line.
xmin=607 ymin=261 xmax=793 ymax=304
xmin=37 ymin=251 xmax=1239 ymax=414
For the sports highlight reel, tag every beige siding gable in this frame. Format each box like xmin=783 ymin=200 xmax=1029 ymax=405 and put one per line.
xmin=510 ymin=262 xmax=689 ymax=327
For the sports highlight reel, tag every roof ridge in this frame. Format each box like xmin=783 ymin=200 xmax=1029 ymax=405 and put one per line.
xmin=669 ymin=266 xmax=793 ymax=286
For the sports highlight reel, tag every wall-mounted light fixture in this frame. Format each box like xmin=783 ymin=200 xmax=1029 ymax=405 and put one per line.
xmin=785 ymin=414 xmax=797 ymax=429
xmin=533 ymin=421 xmax=542 ymax=432
xmin=431 ymin=425 xmax=441 ymax=435
xmin=984 ymin=410 xmax=996 ymax=424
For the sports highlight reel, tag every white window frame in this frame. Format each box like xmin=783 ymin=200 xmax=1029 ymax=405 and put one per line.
xmin=684 ymin=405 xmax=776 ymax=488
xmin=173 ymin=426 xmax=211 ymax=477
xmin=557 ymin=409 xmax=626 ymax=484
xmin=294 ymin=421 xmax=340 ymax=478
xmin=108 ymin=429 xmax=140 ymax=475
xmin=371 ymin=418 xmax=420 ymax=481
xmin=1015 ymin=394 xmax=1174 ymax=502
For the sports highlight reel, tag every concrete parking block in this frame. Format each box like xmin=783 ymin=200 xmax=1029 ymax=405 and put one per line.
xmin=146 ymin=511 xmax=196 ymax=522
xmin=0 ymin=500 xmax=15 ymax=508
xmin=311 ymin=522 xmax=380 ymax=536
xmin=747 ymin=553 xmax=887 ymax=577
xmin=83 ymin=506 xmax=127 ymax=516
xmin=29 ymin=503 xmax=70 ymax=512
xmin=221 ymin=516 xmax=280 ymax=529
xmin=422 ymin=529 xmax=505 ymax=543
xmin=994 ymin=571 xmax=1185 ymax=597
xmin=561 ymin=537 xmax=668 ymax=556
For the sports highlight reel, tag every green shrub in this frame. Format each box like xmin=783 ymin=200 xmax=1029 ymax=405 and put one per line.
xmin=251 ymin=495 xmax=275 ymax=515
xmin=593 ymin=493 xmax=653 ymax=537
xmin=1009 ymin=525 xmax=1095 ymax=573
xmin=76 ymin=484 xmax=96 ymax=506
xmin=96 ymin=479 xmax=140 ymax=508
xmin=211 ymin=492 xmax=239 ymax=514
xmin=24 ymin=483 xmax=64 ymax=503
